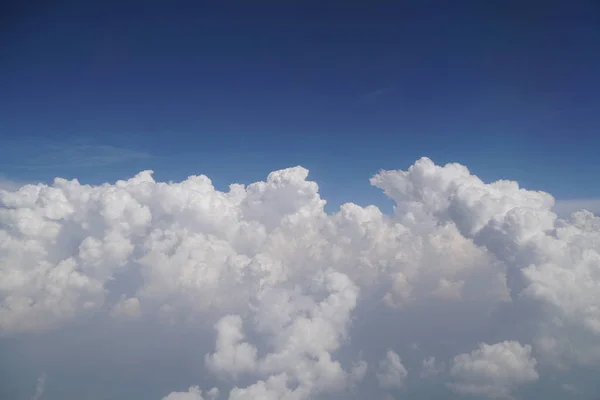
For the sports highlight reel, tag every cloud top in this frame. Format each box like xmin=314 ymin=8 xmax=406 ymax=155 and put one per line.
xmin=1 ymin=157 xmax=599 ymax=399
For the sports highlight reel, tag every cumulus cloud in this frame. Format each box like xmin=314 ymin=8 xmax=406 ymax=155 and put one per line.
xmin=205 ymin=315 xmax=258 ymax=379
xmin=110 ymin=296 xmax=141 ymax=319
xmin=1 ymin=157 xmax=599 ymax=399
xmin=448 ymin=341 xmax=538 ymax=398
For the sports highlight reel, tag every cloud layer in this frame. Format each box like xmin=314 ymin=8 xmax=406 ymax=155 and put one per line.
xmin=1 ymin=158 xmax=599 ymax=399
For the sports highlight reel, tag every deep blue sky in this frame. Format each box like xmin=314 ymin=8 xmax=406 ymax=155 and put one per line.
xmin=1 ymin=1 xmax=599 ymax=210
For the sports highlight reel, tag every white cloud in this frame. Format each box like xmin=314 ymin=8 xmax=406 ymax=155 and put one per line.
xmin=31 ymin=372 xmax=46 ymax=400
xmin=205 ymin=315 xmax=258 ymax=379
xmin=448 ymin=341 xmax=538 ymax=398
xmin=110 ymin=296 xmax=141 ymax=319
xmin=1 ymin=157 xmax=600 ymax=399
xmin=376 ymin=350 xmax=408 ymax=389
xmin=162 ymin=386 xmax=219 ymax=400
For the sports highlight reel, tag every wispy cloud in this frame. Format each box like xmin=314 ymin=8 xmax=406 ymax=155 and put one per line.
xmin=3 ymin=137 xmax=153 ymax=170
xmin=31 ymin=373 xmax=46 ymax=400
xmin=358 ymin=87 xmax=393 ymax=104
xmin=561 ymin=383 xmax=582 ymax=395
xmin=37 ymin=143 xmax=152 ymax=168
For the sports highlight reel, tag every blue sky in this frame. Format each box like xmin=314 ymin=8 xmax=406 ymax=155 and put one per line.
xmin=3 ymin=4 xmax=600 ymax=399
xmin=2 ymin=1 xmax=600 ymax=211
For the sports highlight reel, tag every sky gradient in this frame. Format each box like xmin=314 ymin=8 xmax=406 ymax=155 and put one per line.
xmin=2 ymin=2 xmax=600 ymax=400
xmin=2 ymin=1 xmax=600 ymax=210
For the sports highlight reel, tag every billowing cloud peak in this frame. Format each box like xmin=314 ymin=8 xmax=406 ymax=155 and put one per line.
xmin=1 ymin=158 xmax=599 ymax=399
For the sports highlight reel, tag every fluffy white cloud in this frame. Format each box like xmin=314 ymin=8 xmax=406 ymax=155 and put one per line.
xmin=205 ymin=315 xmax=257 ymax=379
xmin=162 ymin=386 xmax=219 ymax=400
xmin=110 ymin=296 xmax=141 ymax=319
xmin=448 ymin=341 xmax=538 ymax=398
xmin=1 ymin=157 xmax=599 ymax=399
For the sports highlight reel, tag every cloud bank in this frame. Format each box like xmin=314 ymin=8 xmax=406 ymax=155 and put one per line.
xmin=1 ymin=158 xmax=599 ymax=399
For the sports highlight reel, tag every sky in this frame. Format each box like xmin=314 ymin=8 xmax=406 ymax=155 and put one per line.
xmin=1 ymin=2 xmax=600 ymax=400
xmin=2 ymin=1 xmax=600 ymax=211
